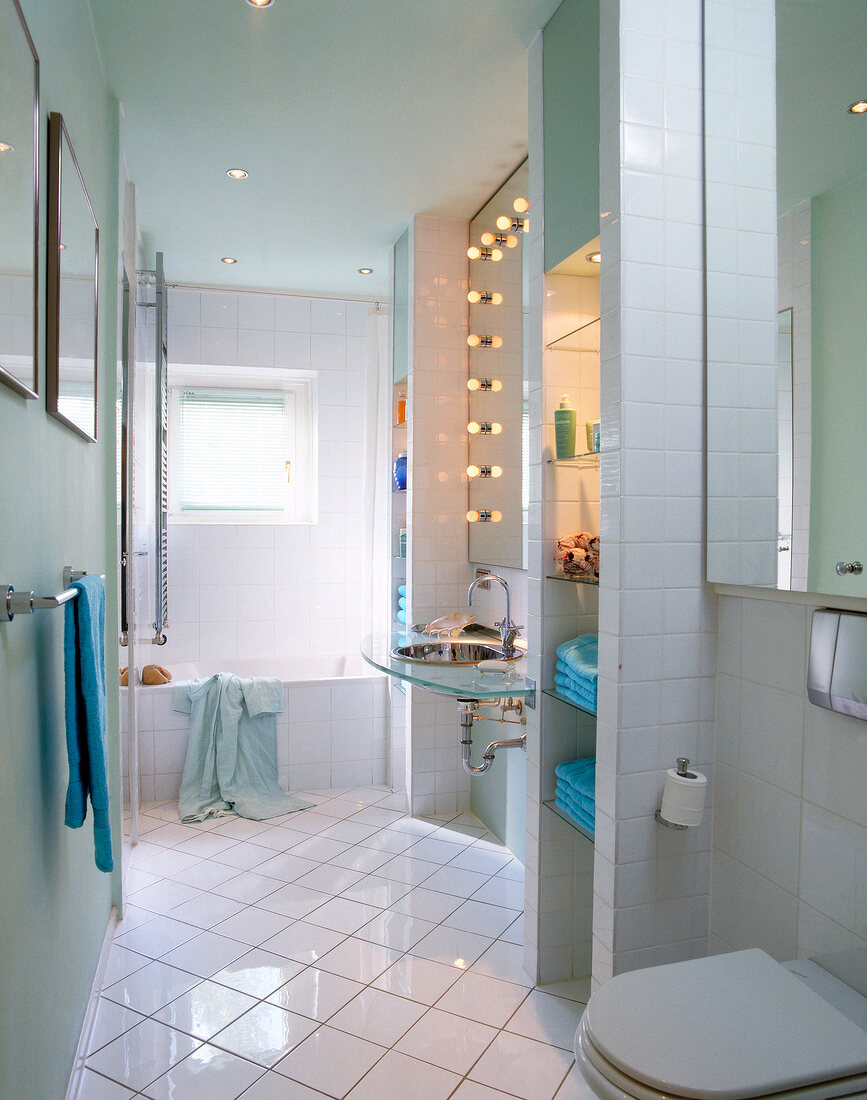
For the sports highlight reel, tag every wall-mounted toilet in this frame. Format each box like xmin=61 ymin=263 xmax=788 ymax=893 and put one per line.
xmin=574 ymin=949 xmax=867 ymax=1099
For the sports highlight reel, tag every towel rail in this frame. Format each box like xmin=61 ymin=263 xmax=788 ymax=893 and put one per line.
xmin=1 ymin=567 xmax=104 ymax=623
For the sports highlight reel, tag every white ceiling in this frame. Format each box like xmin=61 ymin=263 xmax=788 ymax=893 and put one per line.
xmin=88 ymin=0 xmax=562 ymax=298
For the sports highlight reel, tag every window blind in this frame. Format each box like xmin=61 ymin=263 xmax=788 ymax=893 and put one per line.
xmin=177 ymin=387 xmax=288 ymax=512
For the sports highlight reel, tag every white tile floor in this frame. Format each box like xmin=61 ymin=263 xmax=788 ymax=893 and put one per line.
xmin=81 ymin=787 xmax=594 ymax=1099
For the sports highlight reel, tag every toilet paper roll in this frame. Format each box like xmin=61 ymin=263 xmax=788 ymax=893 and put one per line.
xmin=660 ymin=766 xmax=707 ymax=827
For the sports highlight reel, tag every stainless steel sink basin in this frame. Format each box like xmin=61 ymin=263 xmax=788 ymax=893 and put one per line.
xmin=390 ymin=641 xmax=519 ymax=665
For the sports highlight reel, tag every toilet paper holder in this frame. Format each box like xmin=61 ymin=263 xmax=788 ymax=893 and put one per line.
xmin=655 ymin=757 xmax=693 ymax=830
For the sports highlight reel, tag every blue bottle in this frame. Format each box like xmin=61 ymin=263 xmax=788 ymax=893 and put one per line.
xmin=393 ymin=452 xmax=407 ymax=491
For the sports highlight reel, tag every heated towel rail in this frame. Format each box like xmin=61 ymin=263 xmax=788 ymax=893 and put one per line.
xmin=1 ymin=567 xmax=104 ymax=622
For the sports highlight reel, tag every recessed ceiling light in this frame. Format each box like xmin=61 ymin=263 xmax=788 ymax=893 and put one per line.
xmin=847 ymin=99 xmax=867 ymax=114
xmin=586 ymin=252 xmax=601 ymax=264
xmin=226 ymin=168 xmax=248 ymax=179
xmin=245 ymin=0 xmax=273 ymax=6
xmin=221 ymin=256 xmax=238 ymax=264
xmin=358 ymin=267 xmax=373 ymax=275
xmin=0 ymin=141 xmax=13 ymax=153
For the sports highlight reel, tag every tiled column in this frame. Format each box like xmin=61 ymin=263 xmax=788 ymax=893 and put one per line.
xmin=405 ymin=215 xmax=475 ymax=816
xmin=593 ymin=0 xmax=717 ymax=984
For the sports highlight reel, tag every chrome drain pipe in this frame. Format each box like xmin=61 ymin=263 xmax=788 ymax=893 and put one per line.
xmin=458 ymin=698 xmax=527 ymax=775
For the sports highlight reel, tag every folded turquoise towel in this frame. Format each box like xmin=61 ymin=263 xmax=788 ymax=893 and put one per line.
xmin=555 ymin=756 xmax=595 ymax=783
xmin=397 ymin=608 xmax=406 ymax=623
xmin=555 ymin=795 xmax=595 ymax=835
xmin=553 ymin=668 xmax=597 ymax=713
xmin=556 ymin=634 xmax=598 ymax=685
xmin=554 ymin=659 xmax=597 ymax=702
xmin=556 ymin=779 xmax=595 ymax=820
xmin=398 ymin=596 xmax=407 ymax=610
xmin=398 ymin=584 xmax=407 ymax=597
xmin=64 ymin=575 xmax=113 ymax=872
xmin=174 ymin=674 xmax=312 ymax=822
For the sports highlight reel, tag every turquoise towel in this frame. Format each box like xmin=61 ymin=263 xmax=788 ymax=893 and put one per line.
xmin=556 ymin=634 xmax=598 ymax=685
xmin=64 ymin=575 xmax=113 ymax=872
xmin=553 ymin=666 xmax=597 ymax=713
xmin=398 ymin=596 xmax=407 ymax=610
xmin=555 ymin=660 xmax=597 ymax=704
xmin=556 ymin=756 xmax=596 ymax=796
xmin=398 ymin=584 xmax=407 ymax=597
xmin=174 ymin=674 xmax=313 ymax=822
xmin=556 ymin=780 xmax=595 ymax=820
xmin=555 ymin=795 xmax=595 ymax=835
xmin=397 ymin=608 xmax=407 ymax=623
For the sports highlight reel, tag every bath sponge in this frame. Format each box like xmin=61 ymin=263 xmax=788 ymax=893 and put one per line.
xmin=141 ymin=664 xmax=173 ymax=685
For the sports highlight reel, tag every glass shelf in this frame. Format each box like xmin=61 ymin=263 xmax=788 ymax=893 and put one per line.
xmin=545 ymin=574 xmax=599 ymax=586
xmin=545 ymin=316 xmax=600 ymax=353
xmin=547 ymin=451 xmax=600 ymax=466
xmin=543 ymin=799 xmax=595 ymax=844
xmin=542 ymin=686 xmax=597 ymax=718
xmin=362 ymin=631 xmax=536 ymax=702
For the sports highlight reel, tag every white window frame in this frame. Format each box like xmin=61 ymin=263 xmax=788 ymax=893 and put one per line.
xmin=167 ymin=363 xmax=317 ymax=524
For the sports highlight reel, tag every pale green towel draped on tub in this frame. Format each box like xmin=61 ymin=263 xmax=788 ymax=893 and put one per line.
xmin=174 ymin=674 xmax=313 ymax=822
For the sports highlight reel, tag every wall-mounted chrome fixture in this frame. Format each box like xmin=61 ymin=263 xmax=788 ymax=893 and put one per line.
xmin=467 ymin=245 xmax=503 ymax=262
xmin=467 ymin=509 xmax=502 ymax=523
xmin=468 ymin=420 xmax=502 ymax=435
xmin=835 ymin=560 xmax=863 ymax=575
xmin=481 ymin=231 xmax=518 ymax=249
xmin=496 ymin=215 xmax=528 ymax=233
xmin=457 ymin=697 xmax=526 ymax=775
xmin=466 ymin=377 xmax=502 ymax=391
xmin=467 ymin=334 xmax=502 ymax=348
xmin=655 ymin=757 xmax=707 ymax=829
xmin=467 ymin=464 xmax=502 ymax=479
xmin=467 ymin=290 xmax=503 ymax=305
xmin=2 ymin=567 xmax=104 ymax=623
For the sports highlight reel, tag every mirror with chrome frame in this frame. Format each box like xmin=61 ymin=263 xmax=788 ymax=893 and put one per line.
xmin=46 ymin=112 xmax=99 ymax=442
xmin=705 ymin=0 xmax=867 ymax=596
xmin=0 ymin=0 xmax=39 ymax=399
xmin=467 ymin=159 xmax=529 ymax=571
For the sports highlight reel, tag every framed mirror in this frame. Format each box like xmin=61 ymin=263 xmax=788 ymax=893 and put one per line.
xmin=467 ymin=159 xmax=529 ymax=570
xmin=705 ymin=0 xmax=867 ymax=595
xmin=46 ymin=112 xmax=99 ymax=442
xmin=0 ymin=0 xmax=39 ymax=399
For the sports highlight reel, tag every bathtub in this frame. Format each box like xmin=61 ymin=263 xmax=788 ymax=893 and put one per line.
xmin=120 ymin=653 xmax=389 ymax=803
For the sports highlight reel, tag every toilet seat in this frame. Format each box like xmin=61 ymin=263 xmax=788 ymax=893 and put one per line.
xmin=575 ymin=949 xmax=867 ymax=1100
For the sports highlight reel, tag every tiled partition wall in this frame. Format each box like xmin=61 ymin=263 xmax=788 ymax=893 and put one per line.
xmin=403 ymin=215 xmax=475 ymax=816
xmin=592 ymin=0 xmax=717 ymax=983
xmin=713 ymin=591 xmax=867 ymax=967
xmin=155 ymin=288 xmax=372 ymax=664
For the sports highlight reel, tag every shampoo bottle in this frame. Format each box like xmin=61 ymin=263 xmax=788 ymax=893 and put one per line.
xmin=554 ymin=394 xmax=577 ymax=459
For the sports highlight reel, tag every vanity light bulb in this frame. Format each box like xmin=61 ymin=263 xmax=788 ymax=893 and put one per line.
xmin=467 ymin=290 xmax=482 ymax=304
xmin=491 ymin=249 xmax=503 ymax=262
xmin=490 ymin=465 xmax=503 ymax=478
xmin=467 ymin=510 xmax=481 ymax=523
xmin=496 ymin=215 xmax=512 ymax=231
xmin=491 ymin=335 xmax=503 ymax=348
xmin=490 ymin=511 xmax=502 ymax=522
xmin=505 ymin=235 xmax=518 ymax=248
xmin=468 ymin=421 xmax=482 ymax=435
xmin=480 ymin=232 xmax=496 ymax=247
xmin=490 ymin=378 xmax=502 ymax=390
xmin=491 ymin=292 xmax=503 ymax=305
xmin=467 ymin=246 xmax=482 ymax=260
xmin=490 ymin=422 xmax=502 ymax=434
xmin=513 ymin=197 xmax=529 ymax=213
xmin=467 ymin=334 xmax=481 ymax=348
xmin=467 ymin=378 xmax=481 ymax=391
xmin=467 ymin=465 xmax=481 ymax=479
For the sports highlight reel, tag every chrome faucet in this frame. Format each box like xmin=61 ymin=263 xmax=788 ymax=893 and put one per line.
xmin=466 ymin=573 xmax=522 ymax=659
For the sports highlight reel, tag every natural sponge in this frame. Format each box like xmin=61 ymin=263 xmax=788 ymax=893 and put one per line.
xmin=141 ymin=664 xmax=172 ymax=685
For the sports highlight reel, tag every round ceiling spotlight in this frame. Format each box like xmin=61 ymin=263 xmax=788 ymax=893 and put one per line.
xmin=586 ymin=252 xmax=601 ymax=264
xmin=847 ymin=99 xmax=867 ymax=114
xmin=0 ymin=141 xmax=13 ymax=153
xmin=226 ymin=168 xmax=248 ymax=179
xmin=358 ymin=267 xmax=373 ymax=275
xmin=245 ymin=0 xmax=274 ymax=7
xmin=221 ymin=256 xmax=238 ymax=264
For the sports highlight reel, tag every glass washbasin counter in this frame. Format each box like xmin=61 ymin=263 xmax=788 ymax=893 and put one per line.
xmin=362 ymin=631 xmax=536 ymax=702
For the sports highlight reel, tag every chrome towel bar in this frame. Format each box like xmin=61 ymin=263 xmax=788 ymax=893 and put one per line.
xmin=1 ymin=567 xmax=104 ymax=623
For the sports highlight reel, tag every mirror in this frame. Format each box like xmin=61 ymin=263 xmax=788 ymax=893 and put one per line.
xmin=0 ymin=0 xmax=39 ymax=399
xmin=467 ymin=159 xmax=529 ymax=570
xmin=705 ymin=0 xmax=867 ymax=594
xmin=46 ymin=112 xmax=99 ymax=442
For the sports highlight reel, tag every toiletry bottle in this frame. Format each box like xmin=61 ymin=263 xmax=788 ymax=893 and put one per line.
xmin=393 ymin=452 xmax=407 ymax=491
xmin=554 ymin=394 xmax=577 ymax=459
xmin=396 ymin=391 xmax=406 ymax=425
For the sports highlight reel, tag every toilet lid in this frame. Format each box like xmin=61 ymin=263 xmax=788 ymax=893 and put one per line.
xmin=583 ymin=949 xmax=867 ymax=1099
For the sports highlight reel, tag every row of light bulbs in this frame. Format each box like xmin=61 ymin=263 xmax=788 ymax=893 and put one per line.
xmin=465 ymin=196 xmax=528 ymax=523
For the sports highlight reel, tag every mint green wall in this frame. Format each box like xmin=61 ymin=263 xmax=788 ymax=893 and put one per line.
xmin=542 ymin=0 xmax=600 ymax=273
xmin=470 ymin=750 xmax=526 ymax=863
xmin=808 ymin=174 xmax=867 ymax=596
xmin=0 ymin=2 xmax=120 ymax=1096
